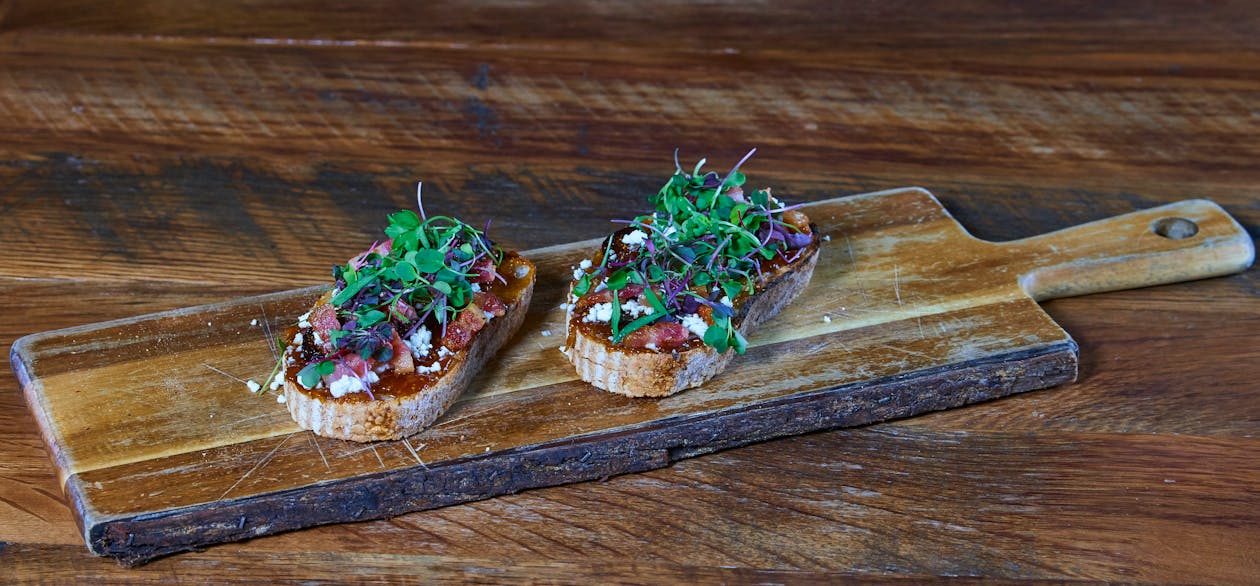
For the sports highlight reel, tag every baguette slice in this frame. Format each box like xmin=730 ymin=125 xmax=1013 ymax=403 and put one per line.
xmin=564 ymin=234 xmax=820 ymax=398
xmin=285 ymin=255 xmax=535 ymax=442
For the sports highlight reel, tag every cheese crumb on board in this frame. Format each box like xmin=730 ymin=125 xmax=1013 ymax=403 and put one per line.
xmin=246 ymin=380 xmax=261 ymax=393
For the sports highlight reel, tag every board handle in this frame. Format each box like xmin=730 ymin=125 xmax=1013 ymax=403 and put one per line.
xmin=1002 ymin=199 xmax=1254 ymax=301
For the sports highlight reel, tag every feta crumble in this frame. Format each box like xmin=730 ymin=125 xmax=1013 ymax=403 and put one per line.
xmin=644 ymin=342 xmax=658 ymax=351
xmin=621 ymin=229 xmax=648 ymax=247
xmin=823 ymin=315 xmax=832 ymax=323
xmin=583 ymin=302 xmax=614 ymax=323
xmin=250 ymin=318 xmax=259 ymax=326
xmin=514 ymin=265 xmax=530 ymax=278
xmin=541 ymin=330 xmax=553 ymax=337
xmin=245 ymin=380 xmax=261 ymax=393
xmin=680 ymin=313 xmax=710 ymax=338
xmin=823 ymin=234 xmax=832 ymax=242
xmin=579 ymin=259 xmax=592 ymax=269
xmin=405 ymin=327 xmax=433 ymax=359
xmin=276 ymin=394 xmax=287 ymax=404
xmin=573 ymin=268 xmax=584 ymax=280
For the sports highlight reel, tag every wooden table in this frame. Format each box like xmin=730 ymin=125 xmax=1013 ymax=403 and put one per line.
xmin=2 ymin=1 xmax=1257 ymax=582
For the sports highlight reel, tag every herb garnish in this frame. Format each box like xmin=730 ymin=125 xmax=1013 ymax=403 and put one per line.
xmin=295 ymin=184 xmax=503 ymax=388
xmin=574 ymin=149 xmax=812 ymax=354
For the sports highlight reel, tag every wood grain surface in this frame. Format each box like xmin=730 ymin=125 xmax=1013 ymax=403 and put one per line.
xmin=2 ymin=1 xmax=1259 ymax=583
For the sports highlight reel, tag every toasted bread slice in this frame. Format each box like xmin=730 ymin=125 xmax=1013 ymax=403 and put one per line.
xmin=563 ymin=237 xmax=818 ymax=397
xmin=285 ymin=253 xmax=535 ymax=442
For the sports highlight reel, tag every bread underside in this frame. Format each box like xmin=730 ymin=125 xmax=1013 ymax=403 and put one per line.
xmin=564 ymin=243 xmax=820 ymax=398
xmin=286 ymin=281 xmax=534 ymax=442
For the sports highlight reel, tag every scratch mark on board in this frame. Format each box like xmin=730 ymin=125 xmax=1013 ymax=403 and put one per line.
xmin=307 ymin=433 xmax=331 ymax=472
xmin=844 ymin=235 xmax=871 ymax=302
xmin=204 ymin=364 xmax=248 ymax=384
xmin=401 ymin=437 xmax=429 ymax=470
xmin=893 ymin=265 xmax=903 ymax=307
xmin=217 ymin=433 xmax=296 ymax=502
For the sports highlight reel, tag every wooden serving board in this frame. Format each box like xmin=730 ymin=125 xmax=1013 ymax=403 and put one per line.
xmin=10 ymin=188 xmax=1254 ymax=565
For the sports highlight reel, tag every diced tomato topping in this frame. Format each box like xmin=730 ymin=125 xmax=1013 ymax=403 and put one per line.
xmin=388 ymin=330 xmax=414 ymax=375
xmin=443 ymin=305 xmax=487 ymax=350
xmin=623 ymin=322 xmax=691 ymax=351
xmin=391 ymin=297 xmax=418 ymax=322
xmin=473 ymin=291 xmax=506 ymax=317
xmin=348 ymin=240 xmax=392 ymax=269
xmin=471 ymin=256 xmax=498 ymax=284
xmin=310 ymin=303 xmax=340 ymax=352
xmin=582 ymin=284 xmax=644 ymax=304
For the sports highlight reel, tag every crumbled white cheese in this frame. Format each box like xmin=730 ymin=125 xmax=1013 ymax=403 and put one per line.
xmin=406 ymin=327 xmax=433 ymax=359
xmin=438 ymin=346 xmax=453 ymax=358
xmin=719 ymin=295 xmax=732 ymax=308
xmin=594 ymin=281 xmax=607 ymax=292
xmin=207 ymin=322 xmax=213 ymax=327
xmin=276 ymin=393 xmax=287 ymax=404
xmin=250 ymin=318 xmax=259 ymax=326
xmin=644 ymin=342 xmax=658 ymax=351
xmin=245 ymin=380 xmax=261 ymax=393
xmin=541 ymin=330 xmax=552 ymax=337
xmin=299 ymin=311 xmax=311 ymax=321
xmin=269 ymin=378 xmax=283 ymax=391
xmin=823 ymin=234 xmax=832 ymax=242
xmin=470 ymin=282 xmax=482 ymax=292
xmin=583 ymin=302 xmax=614 ymax=323
xmin=293 ymin=332 xmax=304 ymax=346
xmin=621 ymin=299 xmax=654 ymax=319
xmin=297 ymin=311 xmax=312 ymax=328
xmin=680 ymin=313 xmax=710 ymax=338
xmin=327 ymin=376 xmax=361 ymax=398
xmin=415 ymin=361 xmax=442 ymax=374
xmin=579 ymin=259 xmax=592 ymax=269
xmin=823 ymin=315 xmax=832 ymax=323
xmin=312 ymin=331 xmax=323 ymax=346
xmin=621 ymin=229 xmax=648 ymax=247
xmin=298 ymin=320 xmax=311 ymax=328
xmin=572 ymin=268 xmax=584 ymax=280
xmin=514 ymin=265 xmax=529 ymax=278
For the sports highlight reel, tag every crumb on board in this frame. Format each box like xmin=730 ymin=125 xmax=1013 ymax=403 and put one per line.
xmin=250 ymin=318 xmax=259 ymax=326
xmin=541 ymin=330 xmax=553 ymax=337
xmin=207 ymin=321 xmax=213 ymax=327
xmin=822 ymin=315 xmax=832 ymax=323
xmin=277 ymin=394 xmax=287 ymax=404
xmin=824 ymin=234 xmax=832 ymax=241
xmin=246 ymin=380 xmax=261 ymax=393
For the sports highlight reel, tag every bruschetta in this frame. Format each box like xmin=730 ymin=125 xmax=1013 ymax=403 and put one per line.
xmin=278 ymin=198 xmax=535 ymax=441
xmin=562 ymin=150 xmax=819 ymax=397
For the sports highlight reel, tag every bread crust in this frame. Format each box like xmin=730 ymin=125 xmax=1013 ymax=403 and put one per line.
xmin=286 ymin=265 xmax=534 ymax=442
xmin=564 ymin=238 xmax=819 ymax=397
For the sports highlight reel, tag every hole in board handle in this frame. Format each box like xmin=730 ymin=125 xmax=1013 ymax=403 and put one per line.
xmin=1151 ymin=217 xmax=1199 ymax=240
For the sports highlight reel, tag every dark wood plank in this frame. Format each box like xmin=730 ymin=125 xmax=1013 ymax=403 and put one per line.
xmin=2 ymin=0 xmax=1259 ymax=582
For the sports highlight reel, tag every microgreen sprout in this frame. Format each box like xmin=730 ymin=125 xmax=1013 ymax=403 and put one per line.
xmin=574 ymin=150 xmax=812 ymax=353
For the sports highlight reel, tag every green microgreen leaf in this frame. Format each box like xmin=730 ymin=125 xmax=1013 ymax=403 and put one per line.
xmin=358 ymin=309 xmax=387 ymax=327
xmin=612 ymin=311 xmax=666 ymax=344
xmin=606 ymin=270 xmax=630 ymax=291
xmin=610 ymin=294 xmax=622 ymax=337
xmin=703 ymin=323 xmax=729 ymax=353
xmin=332 ymin=269 xmax=378 ymax=305
xmin=573 ymin=274 xmax=592 ymax=295
xmin=413 ymin=248 xmax=445 ymax=274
